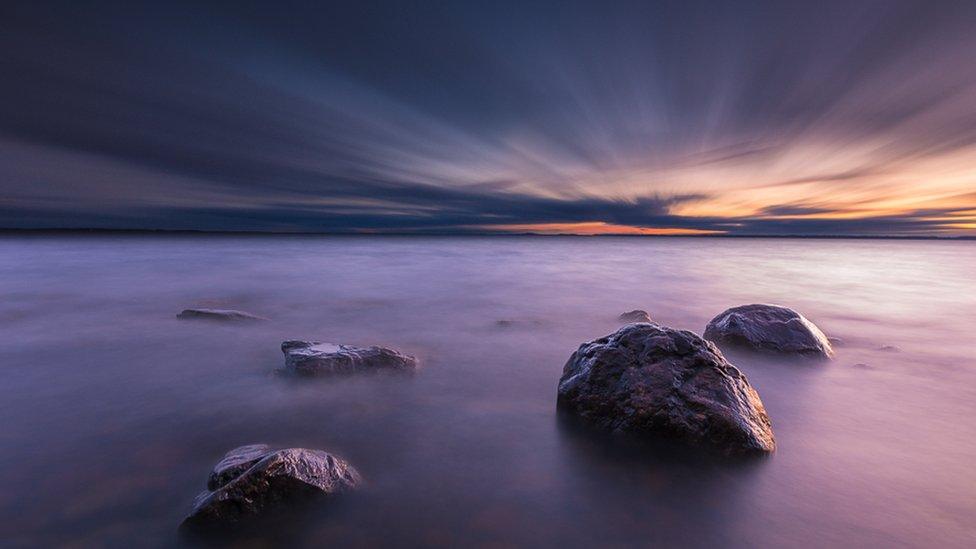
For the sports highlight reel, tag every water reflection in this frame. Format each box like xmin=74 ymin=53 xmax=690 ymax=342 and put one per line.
xmin=556 ymin=412 xmax=767 ymax=547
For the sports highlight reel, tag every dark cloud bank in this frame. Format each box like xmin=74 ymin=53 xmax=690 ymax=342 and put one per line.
xmin=2 ymin=0 xmax=975 ymax=236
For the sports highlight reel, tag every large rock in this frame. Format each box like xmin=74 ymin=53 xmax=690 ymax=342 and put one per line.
xmin=618 ymin=310 xmax=652 ymax=323
xmin=704 ymin=304 xmax=832 ymax=358
xmin=281 ymin=341 xmax=418 ymax=376
xmin=182 ymin=445 xmax=362 ymax=531
xmin=177 ymin=308 xmax=266 ymax=322
xmin=557 ymin=323 xmax=775 ymax=455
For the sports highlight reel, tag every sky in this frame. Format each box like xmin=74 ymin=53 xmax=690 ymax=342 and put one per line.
xmin=2 ymin=0 xmax=975 ymax=236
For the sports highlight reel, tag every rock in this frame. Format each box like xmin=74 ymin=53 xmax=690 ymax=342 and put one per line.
xmin=877 ymin=345 xmax=901 ymax=353
xmin=207 ymin=443 xmax=272 ymax=490
xmin=281 ymin=341 xmax=417 ymax=376
xmin=182 ymin=445 xmax=362 ymax=531
xmin=557 ymin=323 xmax=775 ymax=455
xmin=177 ymin=308 xmax=266 ymax=322
xmin=618 ymin=310 xmax=652 ymax=323
xmin=703 ymin=304 xmax=833 ymax=358
xmin=495 ymin=319 xmax=544 ymax=328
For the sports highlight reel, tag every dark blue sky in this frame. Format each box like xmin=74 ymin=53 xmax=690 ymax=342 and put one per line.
xmin=2 ymin=0 xmax=975 ymax=235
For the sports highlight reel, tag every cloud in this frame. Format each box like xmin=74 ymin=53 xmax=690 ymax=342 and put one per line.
xmin=2 ymin=1 xmax=976 ymax=236
xmin=757 ymin=205 xmax=839 ymax=217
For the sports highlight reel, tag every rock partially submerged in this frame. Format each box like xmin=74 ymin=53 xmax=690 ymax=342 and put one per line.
xmin=557 ymin=323 xmax=775 ymax=455
xmin=704 ymin=304 xmax=833 ymax=358
xmin=495 ymin=318 xmax=544 ymax=328
xmin=281 ymin=340 xmax=417 ymax=376
xmin=182 ymin=445 xmax=362 ymax=531
xmin=618 ymin=310 xmax=652 ymax=323
xmin=177 ymin=308 xmax=266 ymax=322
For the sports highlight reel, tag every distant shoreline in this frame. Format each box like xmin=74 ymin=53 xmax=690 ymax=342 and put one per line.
xmin=1 ymin=228 xmax=973 ymax=240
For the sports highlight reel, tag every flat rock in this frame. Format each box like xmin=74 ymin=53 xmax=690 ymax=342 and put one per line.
xmin=182 ymin=445 xmax=362 ymax=531
xmin=618 ymin=310 xmax=652 ymax=323
xmin=704 ymin=304 xmax=833 ymax=358
xmin=177 ymin=308 xmax=266 ymax=322
xmin=281 ymin=340 xmax=417 ymax=376
xmin=557 ymin=323 xmax=775 ymax=455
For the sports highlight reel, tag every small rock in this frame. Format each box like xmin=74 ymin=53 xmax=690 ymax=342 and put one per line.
xmin=182 ymin=445 xmax=362 ymax=531
xmin=177 ymin=308 xmax=266 ymax=322
xmin=281 ymin=341 xmax=417 ymax=376
xmin=704 ymin=304 xmax=833 ymax=358
xmin=828 ymin=336 xmax=845 ymax=346
xmin=618 ymin=310 xmax=652 ymax=323
xmin=495 ymin=319 xmax=544 ymax=328
xmin=877 ymin=345 xmax=901 ymax=353
xmin=557 ymin=323 xmax=775 ymax=455
xmin=852 ymin=363 xmax=873 ymax=369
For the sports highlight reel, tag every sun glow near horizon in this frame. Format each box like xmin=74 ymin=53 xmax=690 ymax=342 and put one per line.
xmin=475 ymin=222 xmax=726 ymax=236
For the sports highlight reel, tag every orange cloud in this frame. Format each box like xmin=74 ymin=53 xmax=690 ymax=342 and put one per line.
xmin=473 ymin=222 xmax=725 ymax=236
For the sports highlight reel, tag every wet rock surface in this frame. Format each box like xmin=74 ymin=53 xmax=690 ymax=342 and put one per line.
xmin=704 ymin=304 xmax=833 ymax=358
xmin=281 ymin=340 xmax=418 ymax=376
xmin=557 ymin=323 xmax=775 ymax=455
xmin=207 ymin=443 xmax=273 ymax=490
xmin=182 ymin=445 xmax=362 ymax=531
xmin=618 ymin=310 xmax=652 ymax=323
xmin=177 ymin=308 xmax=266 ymax=322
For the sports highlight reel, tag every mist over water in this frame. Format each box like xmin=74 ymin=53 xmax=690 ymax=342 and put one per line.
xmin=1 ymin=235 xmax=974 ymax=547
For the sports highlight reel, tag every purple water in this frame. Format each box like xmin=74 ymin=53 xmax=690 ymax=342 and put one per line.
xmin=1 ymin=235 xmax=974 ymax=547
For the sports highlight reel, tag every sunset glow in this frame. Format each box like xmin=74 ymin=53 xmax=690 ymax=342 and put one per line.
xmin=476 ymin=223 xmax=725 ymax=236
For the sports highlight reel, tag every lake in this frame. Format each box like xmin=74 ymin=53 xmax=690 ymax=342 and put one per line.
xmin=1 ymin=235 xmax=974 ymax=547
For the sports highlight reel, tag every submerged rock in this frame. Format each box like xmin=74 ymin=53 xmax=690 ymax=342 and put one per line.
xmin=182 ymin=445 xmax=362 ymax=531
xmin=281 ymin=340 xmax=417 ymax=376
xmin=177 ymin=308 xmax=266 ymax=322
xmin=495 ymin=318 xmax=544 ymax=328
xmin=557 ymin=323 xmax=775 ymax=455
xmin=618 ymin=310 xmax=652 ymax=323
xmin=704 ymin=304 xmax=833 ymax=358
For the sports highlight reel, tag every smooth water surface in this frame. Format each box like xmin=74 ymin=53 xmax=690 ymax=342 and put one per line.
xmin=1 ymin=236 xmax=974 ymax=547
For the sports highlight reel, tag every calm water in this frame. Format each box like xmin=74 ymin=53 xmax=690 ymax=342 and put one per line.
xmin=1 ymin=235 xmax=974 ymax=547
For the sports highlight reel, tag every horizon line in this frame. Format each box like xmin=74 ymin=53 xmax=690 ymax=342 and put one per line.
xmin=2 ymin=228 xmax=973 ymax=241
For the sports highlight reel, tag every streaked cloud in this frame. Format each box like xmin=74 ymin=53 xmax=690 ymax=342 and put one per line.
xmin=1 ymin=1 xmax=975 ymax=236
